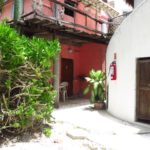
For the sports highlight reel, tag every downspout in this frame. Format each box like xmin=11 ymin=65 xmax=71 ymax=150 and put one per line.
xmin=14 ymin=0 xmax=23 ymax=21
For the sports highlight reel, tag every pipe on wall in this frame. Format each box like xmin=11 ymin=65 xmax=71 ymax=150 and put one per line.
xmin=14 ymin=0 xmax=24 ymax=21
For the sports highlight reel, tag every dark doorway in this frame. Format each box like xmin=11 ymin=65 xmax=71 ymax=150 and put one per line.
xmin=61 ymin=58 xmax=73 ymax=97
xmin=136 ymin=58 xmax=150 ymax=121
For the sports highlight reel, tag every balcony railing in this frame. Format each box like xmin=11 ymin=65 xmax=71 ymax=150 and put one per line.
xmin=0 ymin=0 xmax=120 ymax=42
xmin=25 ymin=0 xmax=111 ymax=36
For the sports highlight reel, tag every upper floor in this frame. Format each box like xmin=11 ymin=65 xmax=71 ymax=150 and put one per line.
xmin=0 ymin=0 xmax=119 ymax=43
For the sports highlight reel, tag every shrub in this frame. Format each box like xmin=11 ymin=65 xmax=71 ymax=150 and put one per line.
xmin=0 ymin=22 xmax=60 ymax=135
xmin=84 ymin=69 xmax=106 ymax=103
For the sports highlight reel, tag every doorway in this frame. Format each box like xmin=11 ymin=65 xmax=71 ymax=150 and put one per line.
xmin=61 ymin=58 xmax=73 ymax=97
xmin=136 ymin=58 xmax=150 ymax=121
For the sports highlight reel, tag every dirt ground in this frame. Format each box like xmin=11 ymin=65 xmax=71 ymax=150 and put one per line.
xmin=1 ymin=99 xmax=150 ymax=150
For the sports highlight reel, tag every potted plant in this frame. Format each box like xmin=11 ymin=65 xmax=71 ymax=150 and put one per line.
xmin=84 ymin=69 xmax=106 ymax=109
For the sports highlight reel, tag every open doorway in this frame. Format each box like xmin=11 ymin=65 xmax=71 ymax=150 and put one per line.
xmin=61 ymin=58 xmax=73 ymax=97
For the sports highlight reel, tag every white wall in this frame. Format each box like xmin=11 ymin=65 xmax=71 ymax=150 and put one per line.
xmin=134 ymin=0 xmax=143 ymax=7
xmin=106 ymin=0 xmax=150 ymax=122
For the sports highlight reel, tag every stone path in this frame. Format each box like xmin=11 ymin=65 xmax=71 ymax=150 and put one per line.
xmin=1 ymin=99 xmax=150 ymax=150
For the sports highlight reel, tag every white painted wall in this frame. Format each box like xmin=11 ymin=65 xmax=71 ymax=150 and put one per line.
xmin=134 ymin=0 xmax=143 ymax=7
xmin=106 ymin=0 xmax=150 ymax=122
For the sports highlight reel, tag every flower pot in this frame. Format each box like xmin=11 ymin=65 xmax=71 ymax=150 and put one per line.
xmin=94 ymin=102 xmax=105 ymax=110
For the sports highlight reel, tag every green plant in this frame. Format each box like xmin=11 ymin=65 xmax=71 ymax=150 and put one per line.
xmin=84 ymin=69 xmax=106 ymax=103
xmin=0 ymin=22 xmax=60 ymax=135
xmin=0 ymin=0 xmax=4 ymax=6
xmin=43 ymin=127 xmax=52 ymax=137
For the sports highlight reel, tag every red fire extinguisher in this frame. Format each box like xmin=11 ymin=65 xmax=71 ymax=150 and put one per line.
xmin=110 ymin=61 xmax=117 ymax=80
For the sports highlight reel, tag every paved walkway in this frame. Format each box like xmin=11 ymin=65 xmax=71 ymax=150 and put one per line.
xmin=53 ymin=99 xmax=150 ymax=150
xmin=1 ymin=99 xmax=150 ymax=150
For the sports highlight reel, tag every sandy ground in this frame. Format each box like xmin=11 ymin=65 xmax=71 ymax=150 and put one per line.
xmin=1 ymin=99 xmax=150 ymax=150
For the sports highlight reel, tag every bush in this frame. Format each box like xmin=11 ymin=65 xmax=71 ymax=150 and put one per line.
xmin=0 ymin=22 xmax=60 ymax=135
xmin=84 ymin=69 xmax=106 ymax=103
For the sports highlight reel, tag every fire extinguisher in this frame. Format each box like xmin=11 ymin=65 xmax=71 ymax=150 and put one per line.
xmin=110 ymin=61 xmax=117 ymax=80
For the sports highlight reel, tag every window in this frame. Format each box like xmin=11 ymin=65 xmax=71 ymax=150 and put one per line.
xmin=64 ymin=0 xmax=75 ymax=17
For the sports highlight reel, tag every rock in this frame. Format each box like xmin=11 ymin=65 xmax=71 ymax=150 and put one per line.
xmin=83 ymin=140 xmax=99 ymax=150
xmin=53 ymin=138 xmax=62 ymax=144
xmin=66 ymin=128 xmax=89 ymax=140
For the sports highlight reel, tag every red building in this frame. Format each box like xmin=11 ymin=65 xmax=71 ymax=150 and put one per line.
xmin=0 ymin=0 xmax=118 ymax=104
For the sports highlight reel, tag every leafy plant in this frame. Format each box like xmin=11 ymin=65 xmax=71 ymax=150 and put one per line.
xmin=0 ymin=22 xmax=60 ymax=135
xmin=0 ymin=0 xmax=4 ymax=5
xmin=84 ymin=69 xmax=106 ymax=103
xmin=43 ymin=127 xmax=52 ymax=137
xmin=0 ymin=0 xmax=4 ymax=6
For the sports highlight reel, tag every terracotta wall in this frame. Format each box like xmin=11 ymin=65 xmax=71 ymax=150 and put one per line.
xmin=79 ymin=43 xmax=106 ymax=75
xmin=61 ymin=44 xmax=80 ymax=95
xmin=24 ymin=0 xmax=33 ymax=14
xmin=79 ymin=43 xmax=106 ymax=96
xmin=0 ymin=0 xmax=33 ymax=20
xmin=0 ymin=0 xmax=109 ymax=34
xmin=61 ymin=43 xmax=107 ymax=96
xmin=0 ymin=1 xmax=13 ymax=20
xmin=0 ymin=0 xmax=108 ymax=97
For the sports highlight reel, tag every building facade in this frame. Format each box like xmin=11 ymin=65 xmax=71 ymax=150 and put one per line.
xmin=106 ymin=0 xmax=150 ymax=122
xmin=0 ymin=0 xmax=118 ymax=105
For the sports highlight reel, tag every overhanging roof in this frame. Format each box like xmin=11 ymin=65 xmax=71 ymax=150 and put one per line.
xmin=12 ymin=11 xmax=111 ymax=45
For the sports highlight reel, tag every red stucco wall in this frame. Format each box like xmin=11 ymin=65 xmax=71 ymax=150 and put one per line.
xmin=0 ymin=0 xmax=109 ymax=35
xmin=61 ymin=43 xmax=107 ymax=96
xmin=61 ymin=44 xmax=80 ymax=95
xmin=24 ymin=0 xmax=33 ymax=14
xmin=0 ymin=1 xmax=13 ymax=20
xmin=79 ymin=43 xmax=106 ymax=96
xmin=79 ymin=43 xmax=106 ymax=75
xmin=0 ymin=0 xmax=108 ymax=97
xmin=0 ymin=0 xmax=33 ymax=20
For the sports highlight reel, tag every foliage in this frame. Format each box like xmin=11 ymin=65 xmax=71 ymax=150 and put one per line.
xmin=43 ymin=127 xmax=52 ymax=137
xmin=84 ymin=69 xmax=106 ymax=103
xmin=0 ymin=22 xmax=60 ymax=135
xmin=0 ymin=0 xmax=4 ymax=5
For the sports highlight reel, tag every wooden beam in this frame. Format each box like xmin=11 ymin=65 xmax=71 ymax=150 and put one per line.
xmin=49 ymin=0 xmax=106 ymax=24
xmin=48 ymin=28 xmax=109 ymax=44
xmin=85 ymin=3 xmax=92 ymax=7
xmin=35 ymin=12 xmax=107 ymax=36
